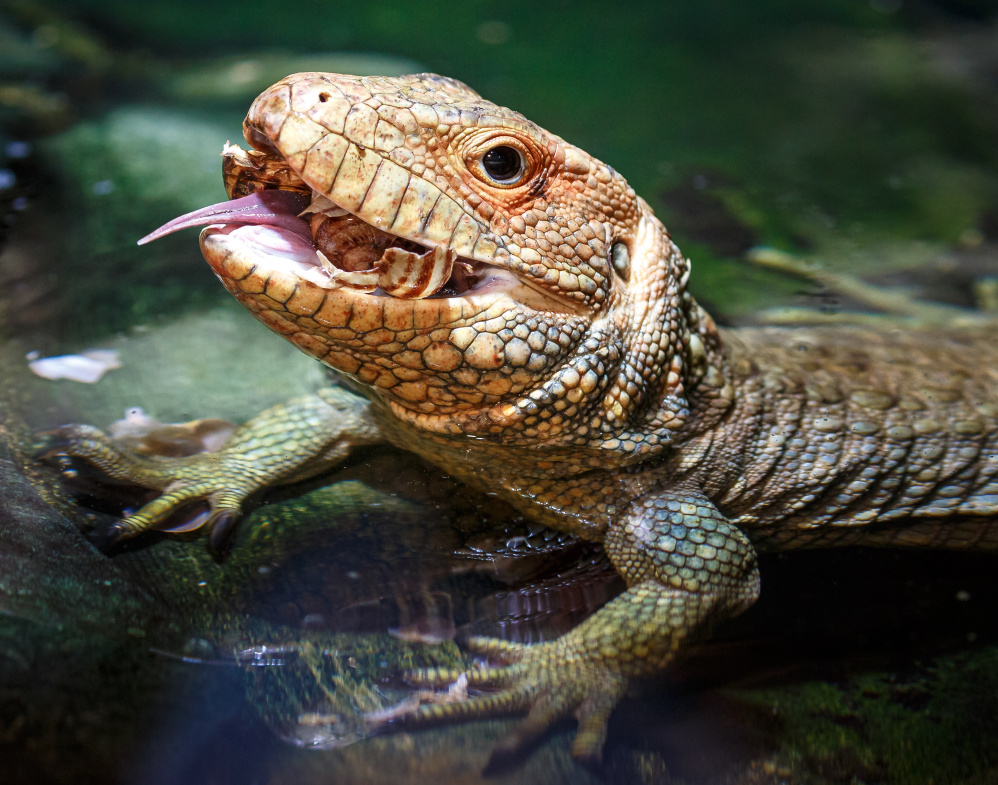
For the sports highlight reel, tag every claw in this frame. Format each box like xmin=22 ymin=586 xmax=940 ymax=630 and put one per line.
xmin=105 ymin=520 xmax=128 ymax=544
xmin=88 ymin=520 xmax=131 ymax=551
xmin=33 ymin=434 xmax=66 ymax=463
xmin=570 ymin=691 xmax=620 ymax=764
xmin=160 ymin=509 xmax=212 ymax=534
xmin=206 ymin=509 xmax=241 ymax=560
xmin=490 ymin=692 xmax=571 ymax=758
xmin=88 ymin=514 xmax=166 ymax=553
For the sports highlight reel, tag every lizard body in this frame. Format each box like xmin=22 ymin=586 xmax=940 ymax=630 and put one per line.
xmin=46 ymin=73 xmax=998 ymax=763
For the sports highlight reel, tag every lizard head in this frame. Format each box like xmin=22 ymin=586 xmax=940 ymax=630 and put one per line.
xmin=144 ymin=73 xmax=726 ymax=461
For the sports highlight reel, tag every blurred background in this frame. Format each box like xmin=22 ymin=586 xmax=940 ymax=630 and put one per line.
xmin=3 ymin=0 xmax=998 ymax=339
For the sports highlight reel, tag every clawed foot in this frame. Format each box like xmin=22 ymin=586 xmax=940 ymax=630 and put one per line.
xmin=37 ymin=424 xmax=254 ymax=557
xmin=375 ymin=636 xmax=628 ymax=769
xmin=37 ymin=392 xmax=376 ymax=557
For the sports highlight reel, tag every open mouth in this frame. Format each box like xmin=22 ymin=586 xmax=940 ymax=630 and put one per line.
xmin=139 ymin=143 xmax=520 ymax=302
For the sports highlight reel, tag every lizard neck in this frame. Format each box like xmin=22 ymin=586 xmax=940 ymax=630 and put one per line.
xmin=369 ymin=210 xmax=736 ymax=474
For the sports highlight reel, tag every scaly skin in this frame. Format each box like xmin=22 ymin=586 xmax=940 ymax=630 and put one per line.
xmin=43 ymin=73 xmax=998 ymax=764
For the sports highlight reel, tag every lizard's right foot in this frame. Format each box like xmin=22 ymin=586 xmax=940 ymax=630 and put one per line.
xmin=38 ymin=423 xmax=257 ymax=554
xmin=38 ymin=391 xmax=382 ymax=556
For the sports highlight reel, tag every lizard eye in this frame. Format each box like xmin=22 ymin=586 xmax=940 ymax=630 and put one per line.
xmin=465 ymin=136 xmax=538 ymax=190
xmin=480 ymin=145 xmax=526 ymax=184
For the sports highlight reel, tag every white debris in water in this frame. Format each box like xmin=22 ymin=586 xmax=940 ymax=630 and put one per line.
xmin=105 ymin=406 xmax=237 ymax=455
xmin=27 ymin=349 xmax=121 ymax=383
xmin=107 ymin=406 xmax=161 ymax=439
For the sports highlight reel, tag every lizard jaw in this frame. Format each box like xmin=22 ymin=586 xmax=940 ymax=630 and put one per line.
xmin=140 ymin=147 xmax=581 ymax=314
xmin=198 ymin=218 xmax=526 ymax=306
xmin=140 ymin=180 xmax=523 ymax=303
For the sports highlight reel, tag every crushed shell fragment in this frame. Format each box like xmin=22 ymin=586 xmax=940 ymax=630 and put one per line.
xmin=313 ymin=244 xmax=458 ymax=299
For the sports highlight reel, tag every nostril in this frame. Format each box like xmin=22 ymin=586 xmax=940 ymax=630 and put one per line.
xmin=319 ymin=92 xmax=330 ymax=103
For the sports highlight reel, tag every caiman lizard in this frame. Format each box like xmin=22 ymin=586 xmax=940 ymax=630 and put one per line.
xmin=45 ymin=72 xmax=998 ymax=764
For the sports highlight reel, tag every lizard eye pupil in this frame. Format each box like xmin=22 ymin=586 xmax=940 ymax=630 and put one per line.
xmin=481 ymin=146 xmax=524 ymax=183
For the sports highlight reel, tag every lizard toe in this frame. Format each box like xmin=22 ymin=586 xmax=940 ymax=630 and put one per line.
xmin=36 ymin=425 xmax=125 ymax=475
xmin=487 ymin=691 xmax=571 ymax=766
xmin=569 ymin=682 xmax=626 ymax=764
xmin=409 ymin=637 xmax=629 ymax=765
xmin=99 ymin=518 xmax=145 ymax=549
xmin=407 ymin=686 xmax=534 ymax=726
xmin=104 ymin=479 xmax=250 ymax=544
xmin=492 ymin=662 xmax=626 ymax=765
xmin=463 ymin=635 xmax=529 ymax=663
xmin=407 ymin=657 xmax=523 ymax=689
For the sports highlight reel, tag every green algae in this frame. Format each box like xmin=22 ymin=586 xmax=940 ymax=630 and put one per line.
xmin=733 ymin=648 xmax=998 ymax=784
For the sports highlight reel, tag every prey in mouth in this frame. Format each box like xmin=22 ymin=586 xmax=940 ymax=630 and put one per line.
xmin=139 ymin=142 xmax=521 ymax=302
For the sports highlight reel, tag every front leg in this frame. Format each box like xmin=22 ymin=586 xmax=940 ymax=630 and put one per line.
xmin=404 ymin=488 xmax=760 ymax=765
xmin=40 ymin=387 xmax=383 ymax=554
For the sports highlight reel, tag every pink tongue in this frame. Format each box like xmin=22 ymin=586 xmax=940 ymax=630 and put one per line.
xmin=137 ymin=190 xmax=312 ymax=245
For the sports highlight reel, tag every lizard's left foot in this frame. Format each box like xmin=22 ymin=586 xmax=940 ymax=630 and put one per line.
xmin=392 ymin=636 xmax=628 ymax=767
xmin=37 ymin=391 xmax=382 ymax=557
